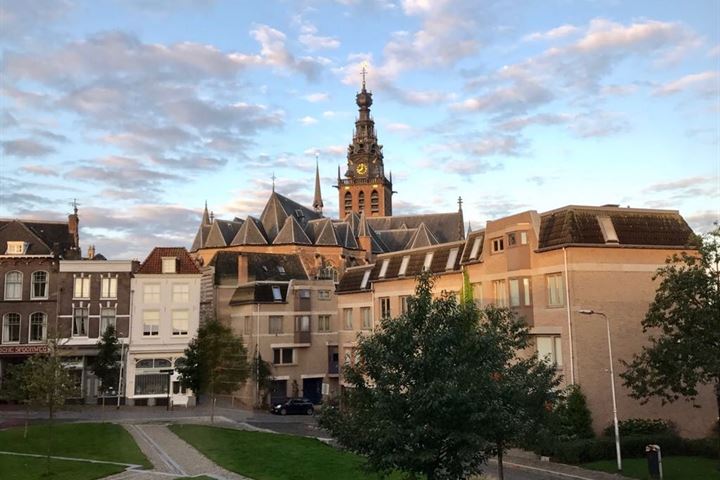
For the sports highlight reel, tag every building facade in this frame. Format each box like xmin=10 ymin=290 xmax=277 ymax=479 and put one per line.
xmin=127 ymin=247 xmax=201 ymax=406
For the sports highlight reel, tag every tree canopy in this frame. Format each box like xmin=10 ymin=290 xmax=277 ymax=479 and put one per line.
xmin=319 ymin=272 xmax=560 ymax=480
xmin=91 ymin=324 xmax=121 ymax=397
xmin=620 ymin=228 xmax=720 ymax=433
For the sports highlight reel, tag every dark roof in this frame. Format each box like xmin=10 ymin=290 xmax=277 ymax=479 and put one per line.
xmin=538 ymin=206 xmax=694 ymax=250
xmin=375 ymin=229 xmax=415 ymax=251
xmin=310 ymin=218 xmax=341 ymax=246
xmin=367 ymin=211 xmax=464 ymax=246
xmin=137 ymin=247 xmax=200 ymax=274
xmin=191 ymin=224 xmax=211 ymax=252
xmin=260 ymin=192 xmax=321 ymax=242
xmin=404 ymin=222 xmax=438 ymax=249
xmin=337 ymin=265 xmax=374 ymax=293
xmin=274 ymin=215 xmax=313 ymax=245
xmin=230 ymin=283 xmax=290 ymax=305
xmin=460 ymin=229 xmax=485 ymax=264
xmin=205 ymin=219 xmax=243 ymax=248
xmin=231 ymin=216 xmax=268 ymax=245
xmin=0 ymin=219 xmax=79 ymax=258
xmin=208 ymin=251 xmax=307 ymax=283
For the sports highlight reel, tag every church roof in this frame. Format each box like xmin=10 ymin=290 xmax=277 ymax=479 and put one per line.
xmin=231 ymin=216 xmax=268 ymax=245
xmin=260 ymin=191 xmax=320 ymax=242
xmin=190 ymin=224 xmax=211 ymax=252
xmin=209 ymin=251 xmax=307 ymax=284
xmin=404 ymin=222 xmax=439 ymax=250
xmin=309 ymin=218 xmax=341 ymax=246
xmin=273 ymin=215 xmax=313 ymax=245
xmin=367 ymin=212 xmax=464 ymax=246
xmin=204 ymin=219 xmax=243 ymax=248
xmin=375 ymin=229 xmax=415 ymax=252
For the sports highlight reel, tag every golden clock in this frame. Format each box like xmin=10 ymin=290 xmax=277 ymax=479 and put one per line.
xmin=356 ymin=163 xmax=368 ymax=175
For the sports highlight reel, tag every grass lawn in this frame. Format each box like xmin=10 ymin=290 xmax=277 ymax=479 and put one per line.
xmin=583 ymin=456 xmax=720 ymax=480
xmin=0 ymin=454 xmax=124 ymax=480
xmin=170 ymin=424 xmax=404 ymax=480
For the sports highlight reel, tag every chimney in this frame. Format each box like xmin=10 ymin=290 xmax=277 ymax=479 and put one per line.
xmin=87 ymin=245 xmax=96 ymax=259
xmin=237 ymin=254 xmax=249 ymax=284
xmin=358 ymin=235 xmax=372 ymax=261
xmin=68 ymin=211 xmax=79 ymax=250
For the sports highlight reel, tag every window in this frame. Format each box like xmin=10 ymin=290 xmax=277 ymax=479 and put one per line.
xmin=343 ymin=308 xmax=353 ymax=330
xmin=318 ymin=315 xmax=330 ymax=332
xmin=29 ymin=312 xmax=47 ymax=342
xmin=344 ymin=191 xmax=352 ymax=211
xmin=598 ymin=216 xmax=619 ymax=243
xmin=269 ymin=315 xmax=283 ymax=334
xmin=271 ymin=286 xmax=283 ymax=301
xmin=318 ymin=290 xmax=331 ymax=300
xmin=244 ymin=315 xmax=252 ymax=335
xmin=493 ymin=280 xmax=507 ymax=307
xmin=6 ymin=241 xmax=28 ymax=254
xmin=400 ymin=295 xmax=410 ymax=315
xmin=100 ymin=308 xmax=116 ymax=333
xmin=546 ymin=273 xmax=564 ymax=307
xmin=446 ymin=248 xmax=459 ymax=270
xmin=273 ymin=348 xmax=293 ymax=365
xmin=73 ymin=276 xmax=90 ymax=298
xmin=509 ymin=279 xmax=520 ymax=307
xmin=143 ymin=310 xmax=160 ymax=336
xmin=536 ymin=336 xmax=563 ymax=366
xmin=5 ymin=271 xmax=22 ymax=300
xmin=31 ymin=271 xmax=48 ymax=299
xmin=143 ymin=284 xmax=160 ymax=303
xmin=3 ymin=313 xmax=20 ymax=343
xmin=299 ymin=289 xmax=311 ymax=299
xmin=523 ymin=278 xmax=531 ymax=306
xmin=378 ymin=259 xmax=389 ymax=278
xmin=361 ymin=307 xmax=371 ymax=329
xmin=277 ymin=265 xmax=286 ymax=274
xmin=508 ymin=232 xmax=517 ymax=246
xmin=134 ymin=374 xmax=169 ymax=395
xmin=469 ymin=236 xmax=482 ymax=260
xmin=398 ymin=256 xmax=410 ymax=276
xmin=100 ymin=276 xmax=117 ymax=298
xmin=371 ymin=190 xmax=379 ymax=214
xmin=520 ymin=231 xmax=528 ymax=245
xmin=296 ymin=315 xmax=310 ymax=332
xmin=423 ymin=252 xmax=434 ymax=271
xmin=161 ymin=257 xmax=176 ymax=273
xmin=380 ymin=297 xmax=391 ymax=319
xmin=471 ymin=282 xmax=482 ymax=307
xmin=360 ymin=269 xmax=371 ymax=289
xmin=72 ymin=307 xmax=88 ymax=336
xmin=172 ymin=310 xmax=189 ymax=335
xmin=491 ymin=237 xmax=504 ymax=253
xmin=358 ymin=191 xmax=365 ymax=211
xmin=172 ymin=283 xmax=189 ymax=303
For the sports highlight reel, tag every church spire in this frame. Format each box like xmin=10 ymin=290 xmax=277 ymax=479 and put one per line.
xmin=313 ymin=154 xmax=324 ymax=215
xmin=201 ymin=200 xmax=210 ymax=226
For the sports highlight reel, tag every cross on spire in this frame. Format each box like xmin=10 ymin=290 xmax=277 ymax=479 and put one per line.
xmin=69 ymin=198 xmax=80 ymax=215
xmin=361 ymin=62 xmax=368 ymax=90
xmin=458 ymin=196 xmax=463 ymax=212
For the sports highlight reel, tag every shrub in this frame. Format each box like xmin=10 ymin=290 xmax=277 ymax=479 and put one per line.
xmin=602 ymin=418 xmax=676 ymax=437
xmin=549 ymin=434 xmax=683 ymax=464
xmin=682 ymin=438 xmax=719 ymax=459
xmin=557 ymin=385 xmax=595 ymax=440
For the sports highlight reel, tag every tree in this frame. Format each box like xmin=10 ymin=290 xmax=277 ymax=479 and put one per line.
xmin=319 ymin=272 xmax=560 ymax=480
xmin=554 ymin=384 xmax=595 ymax=441
xmin=91 ymin=324 xmax=121 ymax=412
xmin=178 ymin=320 xmax=250 ymax=422
xmin=620 ymin=228 xmax=720 ymax=438
xmin=251 ymin=353 xmax=273 ymax=408
xmin=0 ymin=362 xmax=32 ymax=438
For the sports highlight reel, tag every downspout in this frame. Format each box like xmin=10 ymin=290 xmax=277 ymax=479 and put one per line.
xmin=255 ymin=302 xmax=260 ymax=406
xmin=563 ymin=247 xmax=576 ymax=384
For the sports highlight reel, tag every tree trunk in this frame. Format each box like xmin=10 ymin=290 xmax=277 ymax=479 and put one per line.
xmin=497 ymin=438 xmax=504 ymax=480
xmin=715 ymin=380 xmax=719 ymax=466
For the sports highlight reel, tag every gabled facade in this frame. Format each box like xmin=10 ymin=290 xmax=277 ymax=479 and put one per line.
xmin=127 ymin=247 xmax=201 ymax=406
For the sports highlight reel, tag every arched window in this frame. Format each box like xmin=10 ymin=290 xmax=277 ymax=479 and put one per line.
xmin=31 ymin=271 xmax=48 ymax=299
xmin=370 ymin=190 xmax=379 ymax=214
xmin=29 ymin=312 xmax=47 ymax=342
xmin=2 ymin=313 xmax=20 ymax=343
xmin=344 ymin=191 xmax=352 ymax=212
xmin=4 ymin=271 xmax=22 ymax=300
xmin=358 ymin=191 xmax=365 ymax=212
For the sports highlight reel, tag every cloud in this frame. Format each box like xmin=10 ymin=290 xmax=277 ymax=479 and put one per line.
xmin=298 ymin=22 xmax=340 ymax=51
xmin=452 ymin=79 xmax=554 ymax=114
xmin=430 ymin=133 xmax=526 ymax=160
xmin=300 ymin=115 xmax=318 ymax=125
xmin=1 ymin=138 xmax=56 ymax=157
xmin=0 ymin=0 xmax=73 ymax=42
xmin=249 ymin=24 xmax=328 ymax=81
xmin=568 ymin=111 xmax=630 ymax=138
xmin=472 ymin=196 xmax=530 ymax=219
xmin=65 ymin=156 xmax=182 ymax=194
xmin=303 ymin=92 xmax=330 ymax=102
xmin=644 ymin=176 xmax=716 ymax=196
xmin=304 ymin=145 xmax=346 ymax=157
xmin=685 ymin=211 xmax=720 ymax=235
xmin=523 ymin=25 xmax=579 ymax=42
xmin=20 ymin=165 xmax=59 ymax=176
xmin=385 ymin=122 xmax=413 ymax=133
xmin=496 ymin=113 xmax=571 ymax=131
xmin=652 ymin=71 xmax=718 ymax=98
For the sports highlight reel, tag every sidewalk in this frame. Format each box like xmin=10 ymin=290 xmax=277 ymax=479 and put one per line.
xmin=491 ymin=450 xmax=635 ymax=480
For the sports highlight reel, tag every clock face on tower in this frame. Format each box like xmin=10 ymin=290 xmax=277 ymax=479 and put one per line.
xmin=356 ymin=163 xmax=368 ymax=175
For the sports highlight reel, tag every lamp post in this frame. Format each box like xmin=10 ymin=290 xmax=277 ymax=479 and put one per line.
xmin=579 ymin=309 xmax=622 ymax=472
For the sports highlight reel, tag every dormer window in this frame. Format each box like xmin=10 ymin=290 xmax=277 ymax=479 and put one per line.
xmin=398 ymin=256 xmax=410 ymax=276
xmin=277 ymin=265 xmax=286 ymax=274
xmin=360 ymin=269 xmax=371 ymax=289
xmin=294 ymin=209 xmax=305 ymax=221
xmin=378 ymin=259 xmax=389 ymax=278
xmin=272 ymin=286 xmax=283 ymax=301
xmin=446 ymin=248 xmax=459 ymax=270
xmin=423 ymin=252 xmax=434 ymax=271
xmin=161 ymin=257 xmax=177 ymax=274
xmin=469 ymin=237 xmax=482 ymax=260
xmin=6 ymin=242 xmax=28 ymax=255
xmin=597 ymin=216 xmax=619 ymax=244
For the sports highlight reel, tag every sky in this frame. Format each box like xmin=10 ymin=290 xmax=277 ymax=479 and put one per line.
xmin=1 ymin=0 xmax=718 ymax=260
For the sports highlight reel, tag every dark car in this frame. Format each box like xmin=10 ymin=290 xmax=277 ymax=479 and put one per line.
xmin=271 ymin=397 xmax=314 ymax=415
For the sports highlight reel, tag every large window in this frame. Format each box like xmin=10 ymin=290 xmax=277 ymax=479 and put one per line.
xmin=172 ymin=310 xmax=188 ymax=336
xmin=31 ymin=271 xmax=48 ymax=299
xmin=172 ymin=283 xmax=189 ymax=303
xmin=509 ymin=278 xmax=532 ymax=307
xmin=273 ymin=348 xmax=293 ymax=365
xmin=546 ymin=273 xmax=564 ymax=307
xmin=491 ymin=237 xmax=505 ymax=253
xmin=380 ymin=297 xmax=391 ymax=319
xmin=536 ymin=336 xmax=563 ymax=366
xmin=295 ymin=315 xmax=310 ymax=332
xmin=2 ymin=313 xmax=20 ymax=343
xmin=400 ymin=295 xmax=410 ymax=315
xmin=134 ymin=374 xmax=169 ymax=395
xmin=318 ymin=315 xmax=330 ymax=332
xmin=73 ymin=276 xmax=90 ymax=299
xmin=269 ymin=315 xmax=283 ymax=334
xmin=509 ymin=279 xmax=521 ymax=307
xmin=361 ymin=307 xmax=371 ymax=330
xmin=343 ymin=308 xmax=353 ymax=330
xmin=161 ymin=257 xmax=176 ymax=273
xmin=492 ymin=280 xmax=507 ymax=307
xmin=101 ymin=308 xmax=116 ymax=333
xmin=29 ymin=312 xmax=47 ymax=342
xmin=271 ymin=286 xmax=282 ymax=301
xmin=471 ymin=282 xmax=482 ymax=307
xmin=143 ymin=284 xmax=160 ymax=303
xmin=72 ymin=307 xmax=88 ymax=336
xmin=143 ymin=310 xmax=160 ymax=336
xmin=4 ymin=271 xmax=22 ymax=300
xmin=101 ymin=277 xmax=117 ymax=299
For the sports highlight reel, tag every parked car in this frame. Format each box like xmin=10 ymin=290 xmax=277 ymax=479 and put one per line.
xmin=271 ymin=397 xmax=314 ymax=415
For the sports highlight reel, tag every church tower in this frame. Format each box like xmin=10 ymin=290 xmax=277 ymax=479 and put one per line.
xmin=337 ymin=69 xmax=393 ymax=218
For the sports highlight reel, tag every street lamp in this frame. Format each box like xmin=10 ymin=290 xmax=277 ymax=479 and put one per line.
xmin=578 ymin=309 xmax=622 ymax=472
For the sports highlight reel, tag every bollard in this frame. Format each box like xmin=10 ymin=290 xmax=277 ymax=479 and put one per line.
xmin=645 ymin=444 xmax=663 ymax=480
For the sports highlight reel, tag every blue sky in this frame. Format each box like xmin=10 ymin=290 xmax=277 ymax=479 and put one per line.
xmin=1 ymin=0 xmax=718 ymax=259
